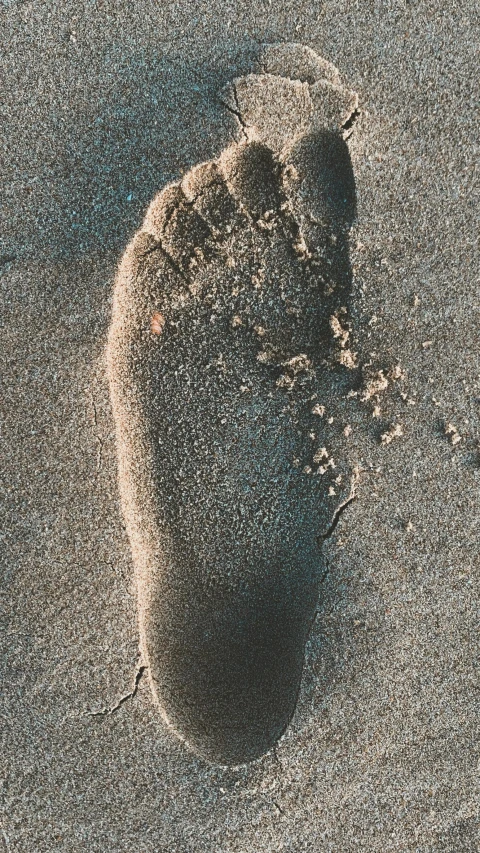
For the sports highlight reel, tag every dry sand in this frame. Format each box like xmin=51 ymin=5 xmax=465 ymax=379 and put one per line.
xmin=1 ymin=2 xmax=479 ymax=851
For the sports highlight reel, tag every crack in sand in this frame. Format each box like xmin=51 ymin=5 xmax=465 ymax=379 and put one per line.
xmin=88 ymin=664 xmax=146 ymax=718
xmin=342 ymin=106 xmax=360 ymax=138
xmin=89 ymin=394 xmax=104 ymax=474
xmin=219 ymin=83 xmax=250 ymax=142
xmin=321 ymin=467 xmax=359 ymax=541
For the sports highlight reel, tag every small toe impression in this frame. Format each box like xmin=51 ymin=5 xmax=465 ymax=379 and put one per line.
xmin=146 ymin=561 xmax=318 ymax=765
xmin=221 ymin=142 xmax=285 ymax=221
xmin=181 ymin=161 xmax=242 ymax=238
xmin=144 ymin=184 xmax=213 ymax=275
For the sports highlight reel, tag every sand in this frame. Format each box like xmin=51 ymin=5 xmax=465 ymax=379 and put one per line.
xmin=1 ymin=2 xmax=479 ymax=851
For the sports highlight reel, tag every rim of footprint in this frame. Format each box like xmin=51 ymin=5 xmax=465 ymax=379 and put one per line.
xmin=107 ymin=42 xmax=360 ymax=765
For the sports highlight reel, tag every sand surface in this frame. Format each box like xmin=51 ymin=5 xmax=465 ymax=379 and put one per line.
xmin=1 ymin=2 xmax=479 ymax=851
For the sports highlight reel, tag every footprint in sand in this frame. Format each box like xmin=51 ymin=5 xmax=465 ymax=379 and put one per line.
xmin=107 ymin=43 xmax=359 ymax=765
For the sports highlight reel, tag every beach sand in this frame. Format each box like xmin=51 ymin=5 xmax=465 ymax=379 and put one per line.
xmin=2 ymin=2 xmax=479 ymax=850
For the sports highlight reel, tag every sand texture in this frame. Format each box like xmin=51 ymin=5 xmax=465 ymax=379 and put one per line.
xmin=2 ymin=2 xmax=479 ymax=851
